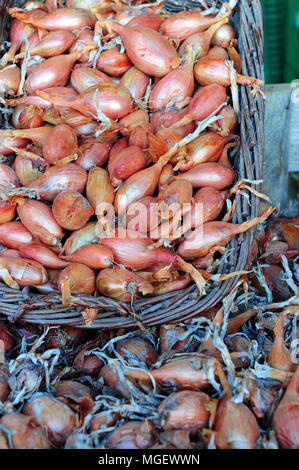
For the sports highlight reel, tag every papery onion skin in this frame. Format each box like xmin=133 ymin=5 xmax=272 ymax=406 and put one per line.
xmin=273 ymin=367 xmax=299 ymax=449
xmin=66 ymin=0 xmax=107 ymax=10
xmin=28 ymin=163 xmax=87 ymax=201
xmin=178 ymin=16 xmax=230 ymax=58
xmin=160 ymin=179 xmax=193 ymax=207
xmin=25 ymin=51 xmax=88 ymax=94
xmin=20 ymin=243 xmax=69 ymax=269
xmin=120 ymin=66 xmax=150 ymax=101
xmin=58 ymin=262 xmax=96 ymax=296
xmin=0 ymin=249 xmax=21 ymax=259
xmin=23 ymin=395 xmax=79 ymax=446
xmin=176 ymin=162 xmax=235 ymax=190
xmin=211 ymin=24 xmax=235 ymax=49
xmin=125 ymin=196 xmax=157 ymax=234
xmin=0 ymin=412 xmax=51 ymax=449
xmin=14 ymin=153 xmax=47 ymax=186
xmin=96 ymin=266 xmax=153 ymax=301
xmin=55 ymin=380 xmax=94 ymax=416
xmin=73 ymin=348 xmax=103 ymax=375
xmin=118 ymin=109 xmax=149 ymax=135
xmin=100 ymin=363 xmax=132 ymax=398
xmin=0 ymin=321 xmax=15 ymax=351
xmin=52 ymin=190 xmax=94 ymax=231
xmin=0 ymin=162 xmax=19 ymax=188
xmin=20 ymin=30 xmax=75 ymax=58
xmin=126 ymin=355 xmax=212 ymax=389
xmin=74 ymin=121 xmax=98 ymax=137
xmin=180 ymin=132 xmax=237 ymax=171
xmin=177 ymin=221 xmax=240 ymax=258
xmin=0 ymin=369 xmax=9 ymax=402
xmin=86 ymin=167 xmax=114 ymax=210
xmin=178 ymin=209 xmax=273 ymax=259
xmin=149 ymin=47 xmax=195 ymax=111
xmin=90 ymin=412 xmax=116 ymax=433
xmin=108 ymin=146 xmax=146 ymax=187
xmin=151 ymin=107 xmax=195 ymax=138
xmin=208 ymin=46 xmax=229 ymax=59
xmin=0 ymin=256 xmax=48 ymax=286
xmin=97 ymin=48 xmax=132 ymax=76
xmin=161 ymin=11 xmax=225 ymax=40
xmin=130 ymin=122 xmax=152 ymax=150
xmin=159 ymin=164 xmax=174 ymax=190
xmin=61 ymin=221 xmax=98 ymax=256
xmin=9 ymin=8 xmax=96 ymax=31
xmin=159 ymin=391 xmax=213 ymax=430
xmin=39 ymin=83 xmax=133 ymax=120
xmin=0 ymin=135 xmax=30 ymax=155
xmin=0 ymin=64 xmax=21 ymax=96
xmin=43 ymin=106 xmax=95 ymax=129
xmin=7 ymin=86 xmax=78 ymax=109
xmin=12 ymin=104 xmax=44 ymax=129
xmin=114 ymin=154 xmax=169 ymax=215
xmin=17 ymin=199 xmax=64 ymax=247
xmin=0 ymin=201 xmax=17 ymax=224
xmin=46 ymin=325 xmax=87 ymax=349
xmin=110 ymin=23 xmax=181 ymax=77
xmin=76 ymin=139 xmax=112 ymax=171
xmin=100 ymin=236 xmax=177 ymax=271
xmin=194 ymin=55 xmax=262 ymax=87
xmin=209 ymin=104 xmax=238 ymax=135
xmin=113 ymin=8 xmax=140 ymax=25
xmin=173 ymin=84 xmax=227 ymax=129
xmin=153 ymin=275 xmax=192 ymax=295
xmin=110 ymin=137 xmax=128 ymax=160
xmin=116 ymin=338 xmax=158 ymax=367
xmin=18 ymin=29 xmax=42 ymax=57
xmin=71 ymin=67 xmax=112 ymax=94
xmin=1 ymin=16 xmax=39 ymax=64
xmin=61 ymin=244 xmax=113 ymax=270
xmin=0 ymin=221 xmax=36 ymax=249
xmin=213 ymin=397 xmax=260 ymax=449
xmin=42 ymin=124 xmax=77 ymax=164
xmin=0 ymin=126 xmax=53 ymax=146
xmin=159 ymin=324 xmax=191 ymax=353
xmin=128 ymin=12 xmax=164 ymax=31
xmin=107 ymin=421 xmax=155 ymax=450
xmin=186 ymin=187 xmax=228 ymax=229
xmin=69 ymin=29 xmax=94 ymax=63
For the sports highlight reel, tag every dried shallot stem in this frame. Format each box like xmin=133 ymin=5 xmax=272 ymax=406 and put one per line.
xmin=226 ymin=59 xmax=240 ymax=115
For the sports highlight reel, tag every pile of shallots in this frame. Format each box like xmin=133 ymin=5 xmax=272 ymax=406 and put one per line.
xmin=0 ymin=0 xmax=268 ymax=308
xmin=0 ymin=213 xmax=298 ymax=449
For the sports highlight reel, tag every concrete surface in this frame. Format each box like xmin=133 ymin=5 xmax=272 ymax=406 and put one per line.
xmin=263 ymin=83 xmax=299 ymax=216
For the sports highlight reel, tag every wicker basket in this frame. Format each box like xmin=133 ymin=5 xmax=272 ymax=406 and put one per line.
xmin=0 ymin=0 xmax=264 ymax=329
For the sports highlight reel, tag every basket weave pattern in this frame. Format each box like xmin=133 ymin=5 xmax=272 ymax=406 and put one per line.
xmin=0 ymin=0 xmax=264 ymax=328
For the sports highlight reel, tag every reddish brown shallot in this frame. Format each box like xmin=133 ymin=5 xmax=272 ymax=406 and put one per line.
xmin=273 ymin=367 xmax=299 ymax=449
xmin=58 ymin=262 xmax=96 ymax=305
xmin=9 ymin=7 xmax=96 ymax=31
xmin=108 ymin=22 xmax=181 ymax=77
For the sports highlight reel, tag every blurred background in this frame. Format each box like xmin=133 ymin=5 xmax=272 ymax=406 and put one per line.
xmin=261 ymin=0 xmax=299 ymax=216
xmin=262 ymin=0 xmax=299 ymax=84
